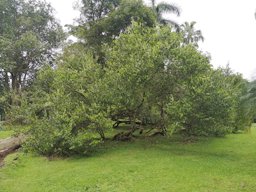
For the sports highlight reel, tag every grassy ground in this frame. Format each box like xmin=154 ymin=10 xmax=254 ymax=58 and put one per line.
xmin=0 ymin=126 xmax=256 ymax=192
xmin=0 ymin=130 xmax=14 ymax=139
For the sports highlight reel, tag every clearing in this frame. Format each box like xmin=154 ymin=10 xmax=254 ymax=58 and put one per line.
xmin=0 ymin=126 xmax=256 ymax=192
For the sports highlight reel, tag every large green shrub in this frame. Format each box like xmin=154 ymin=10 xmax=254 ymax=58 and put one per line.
xmin=19 ymin=46 xmax=112 ymax=156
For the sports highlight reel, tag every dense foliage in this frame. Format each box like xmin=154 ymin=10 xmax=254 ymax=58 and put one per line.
xmin=72 ymin=0 xmax=156 ymax=65
xmin=0 ymin=0 xmax=254 ymax=156
xmin=0 ymin=0 xmax=64 ymax=119
xmin=0 ymin=0 xmax=64 ymax=90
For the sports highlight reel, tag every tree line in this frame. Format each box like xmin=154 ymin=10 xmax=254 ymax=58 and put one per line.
xmin=0 ymin=0 xmax=255 ymax=156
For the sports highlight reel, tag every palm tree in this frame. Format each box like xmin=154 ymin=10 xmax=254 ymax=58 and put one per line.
xmin=180 ymin=21 xmax=204 ymax=47
xmin=151 ymin=0 xmax=180 ymax=30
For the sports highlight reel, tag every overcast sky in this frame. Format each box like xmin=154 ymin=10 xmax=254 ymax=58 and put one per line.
xmin=47 ymin=0 xmax=256 ymax=80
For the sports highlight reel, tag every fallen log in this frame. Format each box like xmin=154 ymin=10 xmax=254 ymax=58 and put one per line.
xmin=0 ymin=135 xmax=24 ymax=159
xmin=0 ymin=144 xmax=20 ymax=158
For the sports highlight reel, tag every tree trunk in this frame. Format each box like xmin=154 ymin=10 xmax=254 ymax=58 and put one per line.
xmin=4 ymin=72 xmax=10 ymax=91
xmin=22 ymin=72 xmax=27 ymax=89
xmin=11 ymin=73 xmax=18 ymax=92
xmin=159 ymin=103 xmax=167 ymax=135
xmin=0 ymin=135 xmax=24 ymax=159
xmin=96 ymin=127 xmax=105 ymax=140
xmin=10 ymin=72 xmax=22 ymax=106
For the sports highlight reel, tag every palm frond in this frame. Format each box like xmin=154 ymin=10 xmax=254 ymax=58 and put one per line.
xmin=190 ymin=21 xmax=196 ymax=28
xmin=160 ymin=19 xmax=180 ymax=31
xmin=195 ymin=30 xmax=204 ymax=42
xmin=156 ymin=3 xmax=180 ymax=16
xmin=180 ymin=21 xmax=204 ymax=46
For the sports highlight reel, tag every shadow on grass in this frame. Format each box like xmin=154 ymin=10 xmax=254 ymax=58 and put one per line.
xmin=66 ymin=134 xmax=241 ymax=164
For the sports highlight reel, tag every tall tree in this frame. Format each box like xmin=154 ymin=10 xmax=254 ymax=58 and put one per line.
xmin=104 ymin=22 xmax=211 ymax=136
xmin=78 ymin=0 xmax=121 ymax=23
xmin=180 ymin=21 xmax=204 ymax=47
xmin=73 ymin=0 xmax=156 ymax=65
xmin=0 ymin=0 xmax=64 ymax=94
xmin=150 ymin=0 xmax=180 ymax=30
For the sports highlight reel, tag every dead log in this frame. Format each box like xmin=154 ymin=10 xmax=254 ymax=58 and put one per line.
xmin=0 ymin=144 xmax=20 ymax=158
xmin=0 ymin=135 xmax=24 ymax=159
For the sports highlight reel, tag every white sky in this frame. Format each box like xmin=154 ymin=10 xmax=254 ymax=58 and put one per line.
xmin=47 ymin=0 xmax=256 ymax=80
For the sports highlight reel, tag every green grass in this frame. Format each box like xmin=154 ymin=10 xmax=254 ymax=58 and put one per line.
xmin=0 ymin=130 xmax=14 ymax=139
xmin=1 ymin=127 xmax=256 ymax=192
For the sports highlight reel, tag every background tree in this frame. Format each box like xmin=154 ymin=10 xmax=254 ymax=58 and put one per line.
xmin=72 ymin=0 xmax=156 ymax=65
xmin=78 ymin=0 xmax=121 ymax=23
xmin=0 ymin=0 xmax=64 ymax=95
xmin=240 ymin=80 xmax=256 ymax=124
xmin=180 ymin=21 xmax=204 ymax=47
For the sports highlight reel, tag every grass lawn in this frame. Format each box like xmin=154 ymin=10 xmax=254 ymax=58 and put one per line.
xmin=0 ymin=130 xmax=14 ymax=139
xmin=0 ymin=126 xmax=256 ymax=192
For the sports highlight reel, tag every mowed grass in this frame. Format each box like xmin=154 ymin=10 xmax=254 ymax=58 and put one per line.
xmin=1 ymin=126 xmax=256 ymax=192
xmin=0 ymin=130 xmax=14 ymax=139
